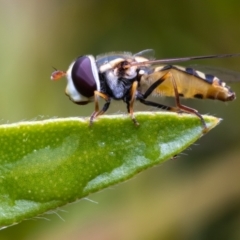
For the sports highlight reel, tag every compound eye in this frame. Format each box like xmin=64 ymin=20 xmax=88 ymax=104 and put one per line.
xmin=71 ymin=55 xmax=99 ymax=98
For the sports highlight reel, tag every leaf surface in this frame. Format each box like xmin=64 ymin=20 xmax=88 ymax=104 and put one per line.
xmin=0 ymin=112 xmax=220 ymax=228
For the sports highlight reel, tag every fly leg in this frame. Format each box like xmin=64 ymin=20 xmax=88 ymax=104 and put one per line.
xmin=138 ymin=72 xmax=207 ymax=131
xmin=169 ymin=72 xmax=207 ymax=131
xmin=138 ymin=97 xmax=178 ymax=112
xmin=127 ymin=81 xmax=139 ymax=125
xmin=90 ymin=91 xmax=111 ymax=125
xmin=138 ymin=72 xmax=179 ymax=112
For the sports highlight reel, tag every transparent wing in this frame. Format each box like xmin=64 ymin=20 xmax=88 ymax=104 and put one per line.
xmin=130 ymin=53 xmax=240 ymax=66
xmin=134 ymin=49 xmax=155 ymax=60
xmin=96 ymin=51 xmax=133 ymax=68
xmin=189 ymin=65 xmax=240 ymax=82
xmin=96 ymin=51 xmax=132 ymax=61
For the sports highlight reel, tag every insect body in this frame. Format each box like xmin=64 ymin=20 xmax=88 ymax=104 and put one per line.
xmin=51 ymin=49 xmax=237 ymax=131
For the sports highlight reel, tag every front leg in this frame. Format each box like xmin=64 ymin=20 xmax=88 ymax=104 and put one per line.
xmin=90 ymin=91 xmax=111 ymax=125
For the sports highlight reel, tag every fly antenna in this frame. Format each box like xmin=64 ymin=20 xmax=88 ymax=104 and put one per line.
xmin=51 ymin=67 xmax=66 ymax=81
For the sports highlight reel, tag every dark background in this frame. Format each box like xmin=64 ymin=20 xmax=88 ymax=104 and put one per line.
xmin=1 ymin=0 xmax=240 ymax=239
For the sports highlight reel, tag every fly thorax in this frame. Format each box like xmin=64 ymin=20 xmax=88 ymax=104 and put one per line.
xmin=123 ymin=66 xmax=138 ymax=79
xmin=104 ymin=70 xmax=133 ymax=99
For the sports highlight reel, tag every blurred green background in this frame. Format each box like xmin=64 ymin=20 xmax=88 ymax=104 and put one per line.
xmin=1 ymin=0 xmax=240 ymax=239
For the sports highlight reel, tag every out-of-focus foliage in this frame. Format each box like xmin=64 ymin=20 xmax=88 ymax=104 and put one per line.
xmin=0 ymin=0 xmax=240 ymax=239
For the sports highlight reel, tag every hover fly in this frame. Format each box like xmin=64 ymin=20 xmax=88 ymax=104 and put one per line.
xmin=51 ymin=49 xmax=238 ymax=131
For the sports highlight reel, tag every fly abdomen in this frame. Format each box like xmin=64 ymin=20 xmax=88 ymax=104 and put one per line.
xmin=179 ymin=66 xmax=236 ymax=101
xmin=146 ymin=65 xmax=236 ymax=102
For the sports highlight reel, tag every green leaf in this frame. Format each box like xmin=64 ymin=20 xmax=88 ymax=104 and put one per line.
xmin=0 ymin=112 xmax=220 ymax=228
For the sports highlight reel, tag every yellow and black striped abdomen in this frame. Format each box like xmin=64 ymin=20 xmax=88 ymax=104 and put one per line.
xmin=140 ymin=65 xmax=236 ymax=101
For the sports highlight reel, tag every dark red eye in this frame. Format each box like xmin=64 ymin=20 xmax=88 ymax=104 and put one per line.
xmin=71 ymin=56 xmax=99 ymax=98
